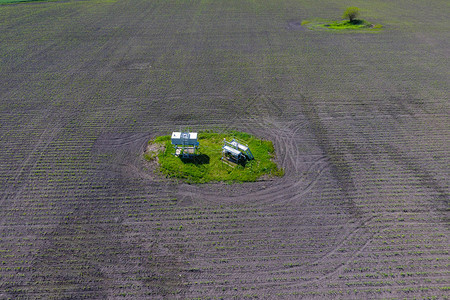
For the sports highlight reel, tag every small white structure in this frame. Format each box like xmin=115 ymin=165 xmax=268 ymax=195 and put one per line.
xmin=229 ymin=140 xmax=254 ymax=160
xmin=171 ymin=131 xmax=199 ymax=157
xmin=223 ymin=145 xmax=242 ymax=158
xmin=222 ymin=138 xmax=254 ymax=165
xmin=171 ymin=132 xmax=198 ymax=146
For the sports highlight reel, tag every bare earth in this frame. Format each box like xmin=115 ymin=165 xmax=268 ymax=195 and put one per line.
xmin=0 ymin=0 xmax=448 ymax=299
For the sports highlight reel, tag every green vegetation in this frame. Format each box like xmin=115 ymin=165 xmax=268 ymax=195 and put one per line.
xmin=302 ymin=18 xmax=382 ymax=31
xmin=325 ymin=19 xmax=379 ymax=30
xmin=343 ymin=7 xmax=360 ymax=22
xmin=146 ymin=131 xmax=283 ymax=183
xmin=303 ymin=7 xmax=382 ymax=31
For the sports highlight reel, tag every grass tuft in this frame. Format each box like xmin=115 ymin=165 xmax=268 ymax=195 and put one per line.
xmin=302 ymin=18 xmax=382 ymax=32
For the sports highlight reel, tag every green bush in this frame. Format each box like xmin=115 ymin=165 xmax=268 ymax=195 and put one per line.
xmin=343 ymin=7 xmax=360 ymax=22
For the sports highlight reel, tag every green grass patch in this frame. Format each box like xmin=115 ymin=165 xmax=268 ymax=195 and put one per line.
xmin=146 ymin=131 xmax=284 ymax=183
xmin=303 ymin=19 xmax=382 ymax=32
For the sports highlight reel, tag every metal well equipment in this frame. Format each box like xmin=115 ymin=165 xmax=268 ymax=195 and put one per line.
xmin=222 ymin=138 xmax=254 ymax=165
xmin=171 ymin=131 xmax=199 ymax=158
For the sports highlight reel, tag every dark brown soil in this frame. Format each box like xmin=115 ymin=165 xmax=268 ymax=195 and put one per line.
xmin=0 ymin=0 xmax=448 ymax=299
xmin=287 ymin=20 xmax=307 ymax=31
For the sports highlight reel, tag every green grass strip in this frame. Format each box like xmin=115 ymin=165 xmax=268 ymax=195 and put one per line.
xmin=302 ymin=19 xmax=382 ymax=32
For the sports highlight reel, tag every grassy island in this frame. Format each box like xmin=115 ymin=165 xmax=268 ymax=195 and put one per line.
xmin=145 ymin=131 xmax=284 ymax=183
xmin=302 ymin=19 xmax=382 ymax=31
xmin=302 ymin=7 xmax=382 ymax=32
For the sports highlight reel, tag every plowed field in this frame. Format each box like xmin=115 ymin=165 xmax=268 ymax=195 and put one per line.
xmin=0 ymin=0 xmax=448 ymax=298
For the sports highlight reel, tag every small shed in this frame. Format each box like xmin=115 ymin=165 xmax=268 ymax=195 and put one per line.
xmin=171 ymin=131 xmax=199 ymax=157
xmin=171 ymin=132 xmax=199 ymax=147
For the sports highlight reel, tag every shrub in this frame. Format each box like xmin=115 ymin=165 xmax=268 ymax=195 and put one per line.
xmin=343 ymin=7 xmax=360 ymax=22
